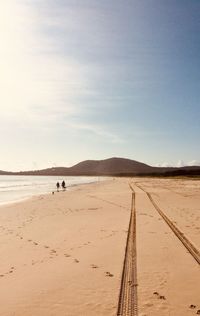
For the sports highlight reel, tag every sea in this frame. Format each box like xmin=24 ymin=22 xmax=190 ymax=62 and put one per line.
xmin=0 ymin=175 xmax=102 ymax=206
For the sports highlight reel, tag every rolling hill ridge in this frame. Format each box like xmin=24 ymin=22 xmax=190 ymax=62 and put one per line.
xmin=0 ymin=157 xmax=200 ymax=176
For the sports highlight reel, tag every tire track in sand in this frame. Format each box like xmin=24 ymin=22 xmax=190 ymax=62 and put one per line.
xmin=135 ymin=183 xmax=200 ymax=265
xmin=117 ymin=184 xmax=138 ymax=316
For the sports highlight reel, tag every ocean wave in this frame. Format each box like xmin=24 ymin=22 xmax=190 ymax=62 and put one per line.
xmin=0 ymin=175 xmax=101 ymax=205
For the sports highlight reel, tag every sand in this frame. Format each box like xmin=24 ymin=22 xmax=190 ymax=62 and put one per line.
xmin=0 ymin=177 xmax=199 ymax=315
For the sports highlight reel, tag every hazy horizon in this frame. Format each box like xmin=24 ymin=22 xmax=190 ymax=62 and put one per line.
xmin=1 ymin=0 xmax=199 ymax=171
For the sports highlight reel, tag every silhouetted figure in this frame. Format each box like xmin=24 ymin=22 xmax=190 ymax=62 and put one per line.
xmin=56 ymin=182 xmax=60 ymax=192
xmin=61 ymin=180 xmax=66 ymax=191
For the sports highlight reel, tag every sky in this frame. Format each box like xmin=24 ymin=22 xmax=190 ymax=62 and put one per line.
xmin=0 ymin=0 xmax=200 ymax=171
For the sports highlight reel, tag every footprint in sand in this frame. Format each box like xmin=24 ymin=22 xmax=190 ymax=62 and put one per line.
xmin=144 ymin=302 xmax=154 ymax=307
xmin=197 ymin=310 xmax=200 ymax=315
xmin=91 ymin=264 xmax=98 ymax=269
xmin=189 ymin=304 xmax=196 ymax=309
xmin=64 ymin=254 xmax=71 ymax=258
xmin=105 ymin=271 xmax=114 ymax=277
xmin=44 ymin=245 xmax=49 ymax=249
xmin=153 ymin=292 xmax=166 ymax=300
xmin=74 ymin=259 xmax=79 ymax=263
xmin=33 ymin=242 xmax=38 ymax=245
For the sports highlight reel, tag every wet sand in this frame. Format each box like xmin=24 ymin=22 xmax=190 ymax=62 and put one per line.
xmin=0 ymin=177 xmax=199 ymax=315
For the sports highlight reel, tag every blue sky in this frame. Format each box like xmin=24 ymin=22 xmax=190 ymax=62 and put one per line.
xmin=0 ymin=0 xmax=199 ymax=171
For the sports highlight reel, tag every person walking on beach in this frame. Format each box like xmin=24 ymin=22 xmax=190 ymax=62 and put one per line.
xmin=61 ymin=180 xmax=66 ymax=191
xmin=56 ymin=182 xmax=60 ymax=192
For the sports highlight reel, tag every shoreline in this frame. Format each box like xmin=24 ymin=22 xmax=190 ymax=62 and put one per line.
xmin=0 ymin=176 xmax=105 ymax=208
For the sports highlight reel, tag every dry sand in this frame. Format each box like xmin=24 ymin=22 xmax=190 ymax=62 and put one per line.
xmin=0 ymin=177 xmax=199 ymax=315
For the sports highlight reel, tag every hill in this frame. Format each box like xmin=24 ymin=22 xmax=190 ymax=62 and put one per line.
xmin=68 ymin=157 xmax=155 ymax=175
xmin=0 ymin=157 xmax=200 ymax=176
xmin=0 ymin=170 xmax=11 ymax=175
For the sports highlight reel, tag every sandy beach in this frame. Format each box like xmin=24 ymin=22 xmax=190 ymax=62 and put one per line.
xmin=0 ymin=177 xmax=199 ymax=315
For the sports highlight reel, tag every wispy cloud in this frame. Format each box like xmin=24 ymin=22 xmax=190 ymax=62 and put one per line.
xmin=156 ymin=160 xmax=200 ymax=168
xmin=68 ymin=122 xmax=124 ymax=144
xmin=176 ymin=160 xmax=200 ymax=167
xmin=156 ymin=162 xmax=172 ymax=168
xmin=185 ymin=160 xmax=200 ymax=167
xmin=176 ymin=160 xmax=185 ymax=168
